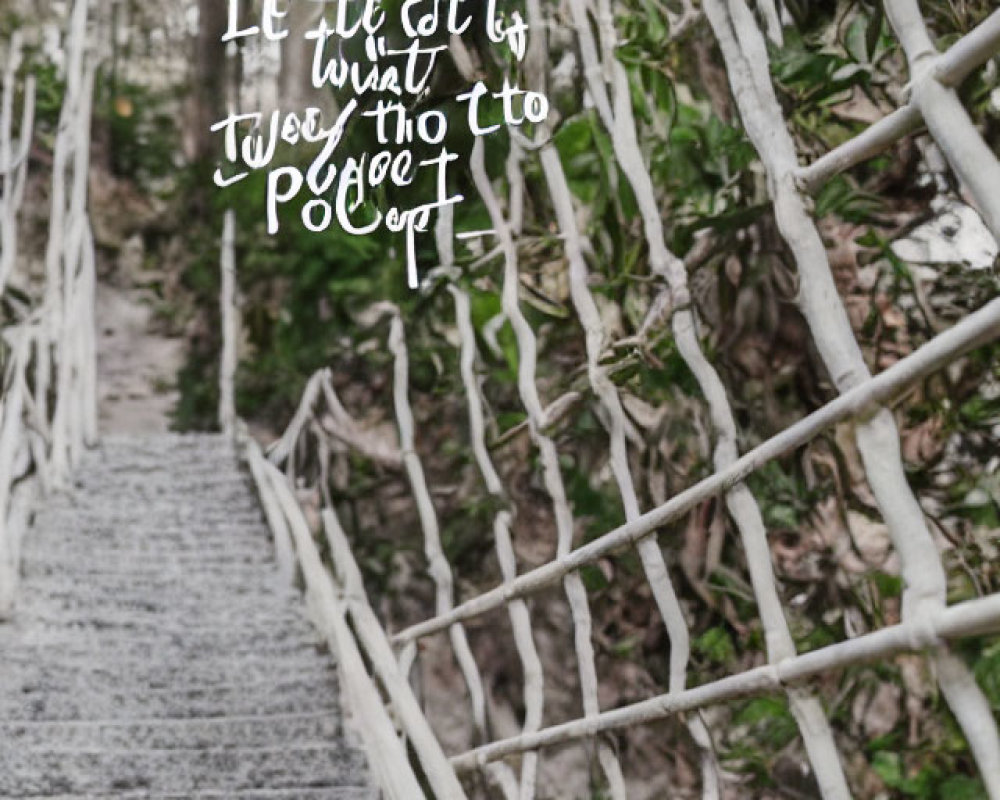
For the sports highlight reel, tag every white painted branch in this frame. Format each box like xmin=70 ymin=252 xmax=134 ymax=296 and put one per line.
xmin=48 ymin=0 xmax=97 ymax=483
xmin=887 ymin=2 xmax=1000 ymax=237
xmin=0 ymin=34 xmax=21 ymax=190
xmin=7 ymin=74 xmax=35 ymax=209
xmin=219 ymin=209 xmax=238 ymax=437
xmin=51 ymin=53 xmax=96 ymax=481
xmin=391 ymin=296 xmax=1000 ymax=642
xmin=80 ymin=219 xmax=97 ymax=446
xmin=471 ymin=133 xmax=627 ymax=798
xmin=0 ymin=336 xmax=28 ymax=618
xmin=384 ymin=308 xmax=497 ymax=769
xmin=267 ymin=368 xmax=403 ymax=482
xmin=0 ymin=30 xmax=34 ymax=185
xmin=318 ymin=373 xmax=403 ymax=469
xmin=705 ymin=1 xmax=1000 ymax=793
xmin=319 ymin=505 xmax=469 ymax=800
xmin=244 ymin=446 xmax=431 ymax=799
xmin=447 ymin=292 xmax=545 ymax=798
xmin=567 ymin=0 xmax=847 ymax=791
xmin=796 ymin=9 xmax=1000 ymax=193
xmin=880 ymin=3 xmax=1000 ymax=786
xmin=8 ymin=74 xmax=34 ymax=202
xmin=0 ymin=33 xmax=26 ymax=297
xmin=0 ymin=475 xmax=35 ymax=620
xmin=244 ymin=438 xmax=296 ymax=585
xmin=0 ymin=208 xmax=16 ymax=298
xmin=443 ymin=204 xmax=544 ymax=798
xmin=267 ymin=369 xmax=325 ymax=468
xmin=539 ymin=131 xmax=725 ymax=795
xmin=795 ymin=106 xmax=924 ymax=195
xmin=935 ymin=10 xmax=1000 ymax=87
xmin=450 ymin=592 xmax=1000 ymax=770
xmin=2 ymin=0 xmax=100 ymax=617
xmin=756 ymin=0 xmax=784 ymax=45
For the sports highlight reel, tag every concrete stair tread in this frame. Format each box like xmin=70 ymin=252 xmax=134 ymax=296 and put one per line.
xmin=17 ymin=790 xmax=376 ymax=800
xmin=0 ymin=745 xmax=370 ymax=795
xmin=0 ymin=712 xmax=344 ymax=750
xmin=1 ymin=434 xmax=372 ymax=797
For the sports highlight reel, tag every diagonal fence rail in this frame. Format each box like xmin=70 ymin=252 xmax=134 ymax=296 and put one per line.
xmin=229 ymin=2 xmax=1000 ymax=798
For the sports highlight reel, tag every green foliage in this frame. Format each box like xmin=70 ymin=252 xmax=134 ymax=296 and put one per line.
xmin=723 ymin=695 xmax=801 ymax=786
xmin=563 ymin=424 xmax=627 ymax=545
xmin=172 ymin=151 xmax=410 ymax=428
xmin=973 ymin=638 xmax=1000 ymax=711
xmin=870 ymin=751 xmax=986 ymax=799
xmin=693 ymin=626 xmax=735 ymax=666
xmin=735 ymin=697 xmax=799 ymax=749
xmin=27 ymin=61 xmax=65 ymax=132
xmin=747 ymin=460 xmax=814 ymax=531
xmin=814 ymin=175 xmax=882 ymax=222
xmin=94 ymin=78 xmax=178 ymax=185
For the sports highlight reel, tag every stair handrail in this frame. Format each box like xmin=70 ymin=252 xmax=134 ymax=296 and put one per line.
xmin=243 ymin=434 xmax=456 ymax=800
xmin=215 ymin=201 xmax=466 ymax=797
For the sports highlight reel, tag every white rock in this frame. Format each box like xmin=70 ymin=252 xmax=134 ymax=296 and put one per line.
xmin=891 ymin=196 xmax=998 ymax=271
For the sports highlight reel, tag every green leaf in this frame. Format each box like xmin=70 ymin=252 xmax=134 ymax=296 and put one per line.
xmin=872 ymin=572 xmax=903 ymax=599
xmin=734 ymin=696 xmax=799 ymax=749
xmin=938 ymin=775 xmax=988 ymax=800
xmin=974 ymin=638 xmax=1000 ymax=710
xmin=844 ymin=15 xmax=870 ymax=64
xmin=866 ymin=7 xmax=884 ymax=62
xmin=830 ymin=63 xmax=870 ymax=83
xmin=694 ymin=627 xmax=735 ymax=665
xmin=871 ymin=751 xmax=903 ymax=787
xmin=581 ymin=564 xmax=610 ymax=592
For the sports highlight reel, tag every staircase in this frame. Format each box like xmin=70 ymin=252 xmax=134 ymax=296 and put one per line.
xmin=0 ymin=434 xmax=375 ymax=799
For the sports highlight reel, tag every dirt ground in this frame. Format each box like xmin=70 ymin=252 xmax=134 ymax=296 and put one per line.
xmin=95 ymin=281 xmax=184 ymax=434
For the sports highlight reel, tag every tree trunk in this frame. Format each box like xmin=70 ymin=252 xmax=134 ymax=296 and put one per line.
xmin=183 ymin=0 xmax=229 ymax=163
xmin=278 ymin=0 xmax=334 ymax=118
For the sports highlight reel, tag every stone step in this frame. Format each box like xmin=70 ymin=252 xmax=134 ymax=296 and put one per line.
xmin=4 ymin=654 xmax=336 ymax=695
xmin=20 ymin=559 xmax=284 ymax=584
xmin=22 ymin=548 xmax=276 ymax=572
xmin=2 ymin=433 xmax=373 ymax=795
xmin=21 ymin=526 xmax=274 ymax=554
xmin=0 ymin=745 xmax=370 ymax=796
xmin=9 ymin=594 xmax=313 ymax=625
xmin=0 ymin=712 xmax=343 ymax=751
xmin=18 ymin=585 xmax=301 ymax=619
xmin=95 ymin=434 xmax=239 ymax=449
xmin=0 ymin=621 xmax=324 ymax=655
xmin=0 ymin=674 xmax=340 ymax=721
xmin=25 ymin=521 xmax=271 ymax=559
xmin=18 ymin=576 xmax=299 ymax=608
xmin=34 ymin=501 xmax=264 ymax=520
xmin=17 ymin=789 xmax=376 ymax=800
xmin=64 ymin=490 xmax=259 ymax=509
xmin=5 ymin=616 xmax=313 ymax=642
xmin=2 ymin=641 xmax=328 ymax=673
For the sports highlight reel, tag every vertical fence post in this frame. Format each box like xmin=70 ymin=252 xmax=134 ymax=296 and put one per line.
xmin=0 ymin=335 xmax=28 ymax=618
xmin=0 ymin=33 xmax=35 ymax=298
xmin=219 ymin=208 xmax=238 ymax=437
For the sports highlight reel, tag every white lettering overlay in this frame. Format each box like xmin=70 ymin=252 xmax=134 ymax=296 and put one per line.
xmin=211 ymin=0 xmax=550 ymax=288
